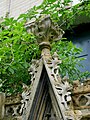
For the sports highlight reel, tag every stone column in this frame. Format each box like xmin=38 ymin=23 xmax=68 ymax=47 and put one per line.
xmin=0 ymin=92 xmax=5 ymax=119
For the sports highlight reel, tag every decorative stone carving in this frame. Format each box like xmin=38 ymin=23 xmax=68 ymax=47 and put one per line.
xmin=27 ymin=15 xmax=81 ymax=120
xmin=6 ymin=105 xmax=21 ymax=116
xmin=26 ymin=15 xmax=64 ymax=44
xmin=72 ymin=94 xmax=90 ymax=109
xmin=19 ymin=84 xmax=31 ymax=115
xmin=19 ymin=59 xmax=40 ymax=118
xmin=5 ymin=94 xmax=21 ymax=117
xmin=71 ymin=79 xmax=90 ymax=119
xmin=3 ymin=59 xmax=40 ymax=119
xmin=5 ymin=95 xmax=21 ymax=105
xmin=73 ymin=79 xmax=90 ymax=94
xmin=65 ymin=110 xmax=82 ymax=120
xmin=43 ymin=50 xmax=73 ymax=119
xmin=55 ymin=79 xmax=72 ymax=109
xmin=27 ymin=17 xmax=70 ymax=120
xmin=84 ymin=93 xmax=90 ymax=106
xmin=47 ymin=52 xmax=62 ymax=82
xmin=43 ymin=51 xmax=72 ymax=111
xmin=5 ymin=84 xmax=31 ymax=117
xmin=28 ymin=59 xmax=39 ymax=85
xmin=72 ymin=79 xmax=90 ymax=110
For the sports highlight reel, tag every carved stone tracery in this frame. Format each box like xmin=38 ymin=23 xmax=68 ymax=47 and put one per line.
xmin=43 ymin=51 xmax=73 ymax=119
xmin=19 ymin=84 xmax=31 ymax=115
xmin=28 ymin=59 xmax=39 ymax=85
xmin=72 ymin=80 xmax=90 ymax=110
xmin=55 ymin=80 xmax=72 ymax=110
xmin=20 ymin=59 xmax=40 ymax=116
xmin=28 ymin=15 xmax=75 ymax=120
xmin=47 ymin=52 xmax=62 ymax=82
xmin=5 ymin=95 xmax=21 ymax=117
xmin=4 ymin=59 xmax=40 ymax=118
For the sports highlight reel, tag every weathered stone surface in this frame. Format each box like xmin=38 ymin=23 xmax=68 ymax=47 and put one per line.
xmin=5 ymin=94 xmax=21 ymax=105
xmin=26 ymin=15 xmax=64 ymax=45
xmin=0 ymin=93 xmax=5 ymax=119
xmin=72 ymin=79 xmax=90 ymax=120
xmin=73 ymin=79 xmax=90 ymax=94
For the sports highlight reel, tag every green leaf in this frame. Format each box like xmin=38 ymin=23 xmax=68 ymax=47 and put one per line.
xmin=8 ymin=67 xmax=14 ymax=74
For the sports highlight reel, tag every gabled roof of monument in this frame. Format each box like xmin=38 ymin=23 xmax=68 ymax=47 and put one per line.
xmin=21 ymin=16 xmax=80 ymax=120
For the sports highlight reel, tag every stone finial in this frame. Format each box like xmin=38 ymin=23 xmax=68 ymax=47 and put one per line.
xmin=26 ymin=15 xmax=64 ymax=49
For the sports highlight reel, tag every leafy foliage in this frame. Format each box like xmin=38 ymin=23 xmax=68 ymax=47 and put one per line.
xmin=0 ymin=0 xmax=90 ymax=94
xmin=0 ymin=18 xmax=40 ymax=94
xmin=18 ymin=0 xmax=90 ymax=28
xmin=51 ymin=40 xmax=90 ymax=81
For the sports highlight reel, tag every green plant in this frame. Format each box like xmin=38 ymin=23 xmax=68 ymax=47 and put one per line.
xmin=51 ymin=40 xmax=90 ymax=80
xmin=0 ymin=18 xmax=40 ymax=94
xmin=0 ymin=0 xmax=90 ymax=94
xmin=18 ymin=0 xmax=90 ymax=29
